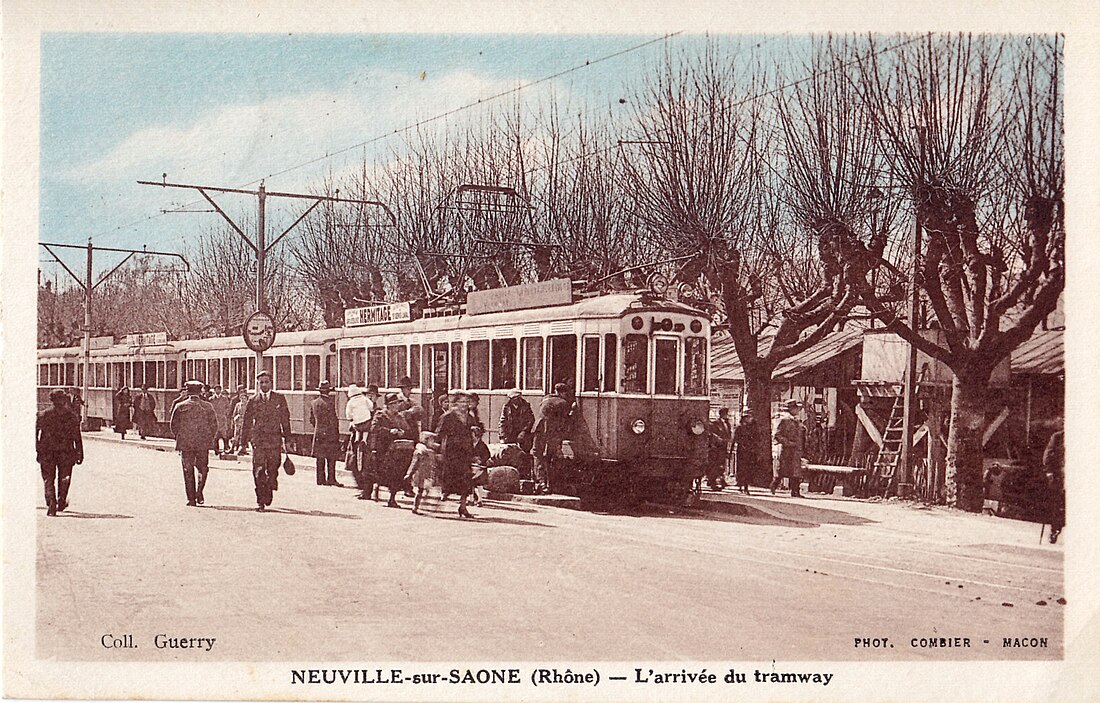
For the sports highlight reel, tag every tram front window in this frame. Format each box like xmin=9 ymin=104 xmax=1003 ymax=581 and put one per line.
xmin=622 ymin=334 xmax=648 ymax=393
xmin=654 ymin=338 xmax=677 ymax=395
xmin=684 ymin=336 xmax=707 ymax=396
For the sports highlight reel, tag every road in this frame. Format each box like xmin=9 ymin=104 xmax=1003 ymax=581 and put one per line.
xmin=36 ymin=433 xmax=1063 ymax=661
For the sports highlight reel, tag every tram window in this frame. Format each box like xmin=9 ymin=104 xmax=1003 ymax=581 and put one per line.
xmin=366 ymin=347 xmax=385 ymax=386
xmin=467 ymin=340 xmax=489 ymax=390
xmin=409 ymin=345 xmax=420 ymax=388
xmin=654 ymin=338 xmax=678 ymax=395
xmin=305 ymin=355 xmax=320 ymax=390
xmin=166 ymin=361 xmax=178 ymax=390
xmin=208 ymin=360 xmax=220 ymax=389
xmin=684 ymin=337 xmax=707 ymax=396
xmin=111 ymin=362 xmax=123 ymax=388
xmin=247 ymin=357 xmax=256 ymax=388
xmin=155 ymin=361 xmax=164 ymax=389
xmin=262 ymin=357 xmax=273 ymax=383
xmin=491 ymin=338 xmax=517 ymax=390
xmin=622 ymin=335 xmax=648 ymax=393
xmin=200 ymin=359 xmax=211 ymax=385
xmin=76 ymin=365 xmax=83 ymax=387
xmin=450 ymin=342 xmax=463 ymax=389
xmin=143 ymin=361 xmax=155 ymax=388
xmin=223 ymin=359 xmax=231 ymax=389
xmin=292 ymin=355 xmax=303 ymax=390
xmin=386 ymin=346 xmax=407 ymax=386
xmin=100 ymin=363 xmax=108 ymax=387
xmin=339 ymin=348 xmax=364 ymax=387
xmin=603 ymin=334 xmax=617 ymax=392
xmin=548 ymin=335 xmax=577 ymax=392
xmin=275 ymin=356 xmax=291 ymax=390
xmin=39 ymin=365 xmax=47 ymax=385
xmin=522 ymin=337 xmax=544 ymax=391
xmin=582 ymin=337 xmax=600 ymax=392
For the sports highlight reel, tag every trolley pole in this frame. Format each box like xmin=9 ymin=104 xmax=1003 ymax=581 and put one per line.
xmin=39 ymin=240 xmax=189 ymax=430
xmin=82 ymin=237 xmax=92 ymax=428
xmin=256 ymin=181 xmax=267 ymax=367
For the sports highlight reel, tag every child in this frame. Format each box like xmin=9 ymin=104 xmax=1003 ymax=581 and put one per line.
xmin=405 ymin=431 xmax=440 ymax=515
xmin=468 ymin=424 xmax=490 ymax=506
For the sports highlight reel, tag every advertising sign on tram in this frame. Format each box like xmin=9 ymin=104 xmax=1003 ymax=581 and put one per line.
xmin=344 ymin=301 xmax=412 ymax=327
xmin=124 ymin=332 xmax=168 ymax=347
xmin=466 ymin=278 xmax=572 ymax=315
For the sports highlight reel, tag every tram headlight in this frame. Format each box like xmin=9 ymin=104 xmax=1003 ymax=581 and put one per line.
xmin=631 ymin=418 xmax=647 ymax=435
xmin=690 ymin=420 xmax=706 ymax=435
xmin=690 ymin=319 xmax=703 ymax=333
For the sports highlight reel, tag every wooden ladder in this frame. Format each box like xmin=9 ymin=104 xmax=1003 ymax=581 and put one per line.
xmin=872 ymin=392 xmax=905 ymax=496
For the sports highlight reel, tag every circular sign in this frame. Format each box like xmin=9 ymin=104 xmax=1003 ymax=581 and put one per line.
xmin=243 ymin=311 xmax=276 ymax=352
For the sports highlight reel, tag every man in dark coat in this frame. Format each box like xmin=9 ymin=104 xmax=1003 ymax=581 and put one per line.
xmin=37 ymin=389 xmax=83 ymax=516
xmin=309 ymin=380 xmax=342 ymax=487
xmin=435 ymin=390 xmax=476 ymax=518
xmin=1043 ymin=429 xmax=1065 ymax=544
xmin=706 ymin=408 xmax=733 ymax=491
xmin=499 ymin=388 xmax=535 ymax=451
xmin=773 ymin=399 xmax=805 ymax=497
xmin=733 ymin=409 xmax=763 ymax=495
xmin=240 ymin=370 xmax=292 ymax=512
xmin=532 ymin=383 xmax=571 ymax=494
xmin=169 ymin=380 xmax=218 ymax=506
xmin=132 ymin=384 xmax=157 ymax=439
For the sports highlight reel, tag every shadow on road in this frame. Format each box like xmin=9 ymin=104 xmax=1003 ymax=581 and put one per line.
xmin=476 ymin=500 xmax=540 ymax=514
xmin=427 ymin=512 xmax=556 ymax=528
xmin=51 ymin=510 xmax=134 ymax=520
xmin=202 ymin=505 xmax=362 ymax=520
xmin=624 ymin=497 xmax=878 ymax=529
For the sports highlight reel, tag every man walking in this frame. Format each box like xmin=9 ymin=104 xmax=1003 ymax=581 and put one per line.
xmin=240 ymin=370 xmax=292 ymax=512
xmin=37 ymin=389 xmax=83 ymax=516
xmin=210 ymin=385 xmax=231 ymax=454
xmin=706 ymin=408 xmax=733 ymax=491
xmin=532 ymin=383 xmax=571 ymax=494
xmin=132 ymin=384 xmax=157 ymax=440
xmin=773 ymin=399 xmax=805 ymax=497
xmin=169 ymin=380 xmax=218 ymax=507
xmin=309 ymin=380 xmax=342 ymax=486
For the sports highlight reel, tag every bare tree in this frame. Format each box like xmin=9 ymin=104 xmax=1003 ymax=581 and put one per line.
xmin=856 ymin=33 xmax=1064 ymax=511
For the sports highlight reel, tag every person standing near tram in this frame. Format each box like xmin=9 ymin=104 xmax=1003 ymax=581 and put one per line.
xmin=435 ymin=390 xmax=477 ymax=518
xmin=132 ymin=385 xmax=157 ymax=440
xmin=309 ymin=380 xmax=342 ymax=487
xmin=113 ymin=386 xmax=132 ymax=439
xmin=345 ymin=384 xmax=375 ymax=500
xmin=169 ymin=380 xmax=218 ymax=507
xmin=772 ymin=399 xmax=805 ymax=498
xmin=532 ymin=383 xmax=572 ymax=494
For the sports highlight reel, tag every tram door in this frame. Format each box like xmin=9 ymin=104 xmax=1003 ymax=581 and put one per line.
xmin=425 ymin=343 xmax=449 ymax=427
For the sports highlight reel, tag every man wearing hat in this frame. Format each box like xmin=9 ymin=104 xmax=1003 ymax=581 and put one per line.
xmin=499 ymin=388 xmax=535 ymax=452
xmin=240 ymin=370 xmax=292 ymax=511
xmin=345 ymin=383 xmax=374 ymax=499
xmin=531 ymin=383 xmax=572 ymax=494
xmin=773 ymin=399 xmax=806 ymax=497
xmin=170 ymin=380 xmax=219 ymax=506
xmin=370 ymin=392 xmax=411 ymax=507
xmin=36 ymin=389 xmax=83 ymax=516
xmin=394 ymin=375 xmax=415 ymax=413
xmin=309 ymin=380 xmax=342 ymax=486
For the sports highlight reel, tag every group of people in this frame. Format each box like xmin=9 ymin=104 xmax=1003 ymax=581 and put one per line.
xmin=703 ymin=399 xmax=807 ymax=498
xmin=113 ymin=383 xmax=252 ymax=455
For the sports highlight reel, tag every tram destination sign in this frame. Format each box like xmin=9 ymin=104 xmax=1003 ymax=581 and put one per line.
xmin=344 ymin=301 xmax=412 ymax=327
xmin=124 ymin=332 xmax=168 ymax=347
xmin=466 ymin=278 xmax=572 ymax=315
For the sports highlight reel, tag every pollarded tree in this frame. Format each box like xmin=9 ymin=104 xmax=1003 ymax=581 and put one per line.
xmin=856 ymin=33 xmax=1064 ymax=511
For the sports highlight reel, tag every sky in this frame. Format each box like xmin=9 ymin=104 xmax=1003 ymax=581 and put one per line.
xmin=40 ymin=32 xmax=719 ymax=280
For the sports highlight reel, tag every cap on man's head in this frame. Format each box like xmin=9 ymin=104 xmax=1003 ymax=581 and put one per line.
xmin=507 ymin=388 xmax=522 ymax=398
xmin=318 ymin=380 xmax=332 ymax=392
xmin=554 ymin=382 xmax=568 ymax=395
xmin=185 ymin=380 xmax=204 ymax=394
xmin=366 ymin=384 xmax=380 ymax=395
xmin=785 ymin=399 xmax=802 ymax=409
xmin=384 ymin=392 xmax=400 ymax=405
xmin=49 ymin=389 xmax=69 ymax=402
xmin=397 ymin=375 xmax=413 ymax=388
xmin=256 ymin=370 xmax=272 ymax=380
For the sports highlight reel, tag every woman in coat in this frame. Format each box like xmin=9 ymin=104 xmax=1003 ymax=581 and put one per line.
xmin=435 ymin=391 xmax=476 ymax=518
xmin=370 ymin=393 xmax=410 ymax=507
xmin=733 ymin=409 xmax=763 ymax=495
xmin=772 ymin=400 xmax=805 ymax=497
xmin=113 ymin=386 xmax=132 ymax=439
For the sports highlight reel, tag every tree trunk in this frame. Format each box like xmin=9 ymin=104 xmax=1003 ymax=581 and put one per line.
xmin=945 ymin=370 xmax=992 ymax=512
xmin=742 ymin=362 xmax=773 ymax=486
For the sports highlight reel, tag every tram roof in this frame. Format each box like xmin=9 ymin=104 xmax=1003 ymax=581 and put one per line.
xmin=174 ymin=329 xmax=340 ymax=351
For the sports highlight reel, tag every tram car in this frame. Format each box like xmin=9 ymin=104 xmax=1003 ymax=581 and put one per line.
xmin=37 ymin=286 xmax=712 ymax=501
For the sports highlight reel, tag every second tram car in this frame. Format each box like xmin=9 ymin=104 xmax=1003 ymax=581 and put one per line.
xmin=37 ymin=288 xmax=711 ymax=501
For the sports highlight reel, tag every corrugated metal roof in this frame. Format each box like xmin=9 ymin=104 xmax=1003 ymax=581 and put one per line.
xmin=711 ymin=327 xmax=864 ymax=382
xmin=1011 ymin=329 xmax=1063 ymax=376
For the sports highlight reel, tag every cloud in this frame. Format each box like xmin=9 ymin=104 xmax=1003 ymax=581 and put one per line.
xmin=68 ymin=68 xmax=567 ymax=191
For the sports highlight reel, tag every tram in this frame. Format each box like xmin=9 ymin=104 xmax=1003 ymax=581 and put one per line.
xmin=37 ymin=284 xmax=712 ymax=501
